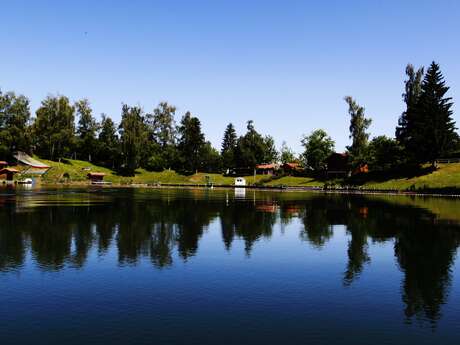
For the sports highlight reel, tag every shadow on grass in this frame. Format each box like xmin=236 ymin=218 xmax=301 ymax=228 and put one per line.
xmin=348 ymin=166 xmax=437 ymax=185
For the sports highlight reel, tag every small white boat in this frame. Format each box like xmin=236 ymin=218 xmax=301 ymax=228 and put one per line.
xmin=18 ymin=178 xmax=33 ymax=185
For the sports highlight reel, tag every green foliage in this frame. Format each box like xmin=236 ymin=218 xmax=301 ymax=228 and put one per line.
xmin=75 ymin=99 xmax=99 ymax=161
xmin=414 ymin=62 xmax=457 ymax=165
xmin=33 ymin=95 xmax=75 ymax=160
xmin=395 ymin=62 xmax=457 ymax=167
xmin=97 ymin=114 xmax=120 ymax=168
xmin=367 ymin=136 xmax=404 ymax=171
xmin=301 ymin=129 xmax=335 ymax=171
xmin=0 ymin=90 xmax=31 ymax=159
xmin=200 ymin=142 xmax=222 ymax=173
xmin=147 ymin=102 xmax=176 ymax=147
xmin=221 ymin=123 xmax=237 ymax=168
xmin=119 ymin=104 xmax=148 ymax=175
xmin=396 ymin=64 xmax=424 ymax=164
xmin=177 ymin=111 xmax=206 ymax=173
xmin=280 ymin=141 xmax=295 ymax=164
xmin=235 ymin=120 xmax=276 ymax=168
xmin=344 ymin=96 xmax=372 ymax=166
xmin=263 ymin=135 xmax=278 ymax=163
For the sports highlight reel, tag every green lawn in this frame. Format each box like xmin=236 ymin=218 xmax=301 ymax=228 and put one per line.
xmin=360 ymin=163 xmax=460 ymax=191
xmin=35 ymin=158 xmax=268 ymax=186
xmin=14 ymin=158 xmax=460 ymax=192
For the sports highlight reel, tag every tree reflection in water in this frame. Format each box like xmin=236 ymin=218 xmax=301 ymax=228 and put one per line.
xmin=1 ymin=188 xmax=459 ymax=325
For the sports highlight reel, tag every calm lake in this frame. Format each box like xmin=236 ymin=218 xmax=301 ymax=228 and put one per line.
xmin=1 ymin=187 xmax=460 ymax=344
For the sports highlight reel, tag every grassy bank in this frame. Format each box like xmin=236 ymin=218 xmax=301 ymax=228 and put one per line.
xmin=358 ymin=163 xmax=460 ymax=191
xmin=34 ymin=158 xmax=270 ymax=186
xmin=12 ymin=158 xmax=460 ymax=193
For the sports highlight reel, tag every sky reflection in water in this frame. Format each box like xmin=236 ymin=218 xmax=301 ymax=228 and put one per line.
xmin=1 ymin=187 xmax=460 ymax=345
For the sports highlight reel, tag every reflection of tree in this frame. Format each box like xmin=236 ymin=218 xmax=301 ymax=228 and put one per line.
xmin=2 ymin=189 xmax=460 ymax=328
xmin=395 ymin=221 xmax=459 ymax=324
xmin=0 ymin=204 xmax=26 ymax=272
xmin=299 ymin=201 xmax=334 ymax=249
xmin=150 ymin=222 xmax=176 ymax=268
xmin=219 ymin=201 xmax=276 ymax=255
xmin=343 ymin=219 xmax=370 ymax=286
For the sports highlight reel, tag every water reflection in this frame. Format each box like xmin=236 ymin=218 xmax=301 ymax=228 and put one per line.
xmin=1 ymin=188 xmax=460 ymax=326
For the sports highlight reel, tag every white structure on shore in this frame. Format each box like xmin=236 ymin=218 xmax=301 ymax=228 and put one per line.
xmin=234 ymin=177 xmax=246 ymax=186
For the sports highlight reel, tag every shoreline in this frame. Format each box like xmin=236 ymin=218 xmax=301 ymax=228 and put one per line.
xmin=28 ymin=181 xmax=460 ymax=198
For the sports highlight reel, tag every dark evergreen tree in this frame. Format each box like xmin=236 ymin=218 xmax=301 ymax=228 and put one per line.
xmin=221 ymin=123 xmax=237 ymax=169
xmin=235 ymin=120 xmax=266 ymax=168
xmin=177 ymin=111 xmax=205 ymax=173
xmin=414 ymin=62 xmax=457 ymax=166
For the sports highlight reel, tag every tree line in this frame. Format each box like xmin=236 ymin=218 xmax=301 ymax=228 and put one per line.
xmin=0 ymin=61 xmax=458 ymax=176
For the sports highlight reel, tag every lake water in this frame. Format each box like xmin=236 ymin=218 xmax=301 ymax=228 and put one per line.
xmin=1 ymin=187 xmax=460 ymax=344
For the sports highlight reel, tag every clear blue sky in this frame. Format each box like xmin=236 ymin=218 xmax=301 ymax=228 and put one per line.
xmin=2 ymin=0 xmax=459 ymax=153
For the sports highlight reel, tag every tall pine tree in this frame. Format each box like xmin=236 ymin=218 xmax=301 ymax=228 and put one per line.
xmin=415 ymin=62 xmax=457 ymax=166
xmin=221 ymin=123 xmax=237 ymax=169
xmin=177 ymin=111 xmax=205 ymax=173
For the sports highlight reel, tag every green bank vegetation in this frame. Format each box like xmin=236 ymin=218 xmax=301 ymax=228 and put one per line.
xmin=1 ymin=61 xmax=460 ymax=192
xmin=34 ymin=157 xmax=460 ymax=193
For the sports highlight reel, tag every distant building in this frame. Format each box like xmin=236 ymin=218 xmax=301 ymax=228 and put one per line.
xmin=353 ymin=164 xmax=369 ymax=175
xmin=326 ymin=153 xmax=350 ymax=178
xmin=282 ymin=162 xmax=303 ymax=175
xmin=0 ymin=167 xmax=19 ymax=181
xmin=326 ymin=153 xmax=369 ymax=177
xmin=226 ymin=167 xmax=254 ymax=176
xmin=256 ymin=164 xmax=277 ymax=175
xmin=234 ymin=177 xmax=246 ymax=186
xmin=87 ymin=172 xmax=106 ymax=184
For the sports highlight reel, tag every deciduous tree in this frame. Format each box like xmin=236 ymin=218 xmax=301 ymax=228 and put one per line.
xmin=301 ymin=129 xmax=335 ymax=171
xmin=34 ymin=95 xmax=75 ymax=160
xmin=344 ymin=96 xmax=372 ymax=166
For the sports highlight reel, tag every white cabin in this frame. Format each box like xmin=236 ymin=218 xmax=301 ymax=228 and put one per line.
xmin=234 ymin=177 xmax=246 ymax=186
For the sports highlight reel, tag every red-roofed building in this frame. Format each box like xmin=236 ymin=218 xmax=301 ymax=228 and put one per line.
xmin=87 ymin=172 xmax=106 ymax=183
xmin=326 ymin=152 xmax=350 ymax=177
xmin=256 ymin=164 xmax=278 ymax=175
xmin=0 ymin=168 xmax=19 ymax=181
xmin=282 ymin=162 xmax=303 ymax=175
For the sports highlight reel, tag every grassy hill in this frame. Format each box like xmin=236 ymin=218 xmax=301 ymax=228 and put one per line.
xmin=34 ymin=158 xmax=269 ymax=186
xmin=11 ymin=157 xmax=460 ymax=193
xmin=359 ymin=163 xmax=460 ymax=191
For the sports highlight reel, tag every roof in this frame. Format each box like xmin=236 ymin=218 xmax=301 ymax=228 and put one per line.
xmin=284 ymin=162 xmax=300 ymax=168
xmin=0 ymin=161 xmax=8 ymax=165
xmin=256 ymin=164 xmax=277 ymax=169
xmin=330 ymin=152 xmax=349 ymax=157
xmin=0 ymin=168 xmax=19 ymax=174
xmin=87 ymin=172 xmax=106 ymax=177
xmin=14 ymin=152 xmax=50 ymax=169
